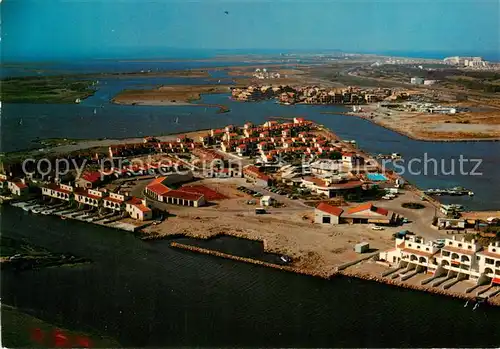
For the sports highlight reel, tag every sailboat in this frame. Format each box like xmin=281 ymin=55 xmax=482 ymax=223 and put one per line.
xmin=93 ymin=108 xmax=97 ymax=115
xmin=175 ymin=117 xmax=179 ymax=124
xmin=75 ymin=98 xmax=81 ymax=104
xmin=19 ymin=119 xmax=23 ymax=126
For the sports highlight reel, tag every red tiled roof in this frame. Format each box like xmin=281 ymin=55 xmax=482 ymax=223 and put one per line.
xmin=126 ymin=197 xmax=151 ymax=212
xmin=147 ymin=183 xmax=171 ymax=196
xmin=104 ymin=196 xmax=125 ymax=203
xmin=442 ymin=246 xmax=477 ymax=256
xmin=346 ymin=203 xmax=390 ymax=216
xmin=163 ymin=190 xmax=204 ymax=201
xmin=81 ymin=171 xmax=101 ymax=183
xmin=75 ymin=189 xmax=102 ymax=200
xmin=12 ymin=181 xmax=28 ymax=189
xmin=316 ymin=202 xmax=344 ymax=217
xmin=478 ymin=250 xmax=500 ymax=259
xmin=303 ymin=176 xmax=327 ymax=187
xmin=402 ymin=248 xmax=435 ymax=258
xmin=47 ymin=183 xmax=72 ymax=194
xmin=329 ymin=181 xmax=364 ymax=190
xmin=347 ymin=203 xmax=373 ymax=214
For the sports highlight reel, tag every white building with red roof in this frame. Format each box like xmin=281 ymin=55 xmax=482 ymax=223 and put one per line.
xmin=76 ymin=171 xmax=102 ymax=189
xmin=74 ymin=188 xmax=107 ymax=208
xmin=125 ymin=197 xmax=153 ymax=221
xmin=103 ymin=192 xmax=129 ymax=212
xmin=7 ymin=179 xmax=29 ymax=197
xmin=477 ymin=242 xmax=500 ymax=280
xmin=42 ymin=183 xmax=74 ymax=201
xmin=315 ymin=202 xmax=344 ymax=225
xmin=341 ymin=202 xmax=396 ymax=225
xmin=145 ymin=177 xmax=205 ymax=207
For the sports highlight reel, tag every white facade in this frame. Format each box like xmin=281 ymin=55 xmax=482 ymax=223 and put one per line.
xmin=75 ymin=189 xmax=106 ymax=208
xmin=103 ymin=192 xmax=128 ymax=211
xmin=260 ymin=196 xmax=274 ymax=206
xmin=380 ymin=236 xmax=499 ymax=281
xmin=410 ymin=77 xmax=424 ymax=85
xmin=477 ymin=242 xmax=500 ymax=278
xmin=7 ymin=180 xmax=29 ymax=196
xmin=42 ymin=184 xmax=73 ymax=201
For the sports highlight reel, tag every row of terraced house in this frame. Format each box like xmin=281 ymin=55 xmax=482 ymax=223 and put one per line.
xmin=41 ymin=183 xmax=153 ymax=221
xmin=380 ymin=236 xmax=500 ymax=284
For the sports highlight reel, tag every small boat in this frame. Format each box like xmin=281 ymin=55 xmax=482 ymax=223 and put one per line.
xmin=93 ymin=108 xmax=97 ymax=115
xmin=61 ymin=216 xmax=67 ymax=220
xmin=280 ymin=255 xmax=292 ymax=263
xmin=75 ymin=98 xmax=81 ymax=104
xmin=464 ymin=300 xmax=469 ymax=308
xmin=473 ymin=303 xmax=480 ymax=311
xmin=468 ymin=191 xmax=474 ymax=196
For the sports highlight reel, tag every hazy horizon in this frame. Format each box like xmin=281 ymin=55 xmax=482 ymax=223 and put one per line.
xmin=2 ymin=0 xmax=499 ymax=62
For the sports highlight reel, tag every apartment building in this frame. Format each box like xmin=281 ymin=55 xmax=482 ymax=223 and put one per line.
xmin=381 ymin=236 xmax=500 ymax=281
xmin=42 ymin=183 xmax=74 ymax=201
xmin=477 ymin=242 xmax=500 ymax=279
xmin=74 ymin=188 xmax=107 ymax=208
xmin=103 ymin=192 xmax=128 ymax=212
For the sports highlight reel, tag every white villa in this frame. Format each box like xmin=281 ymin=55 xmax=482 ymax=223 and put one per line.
xmin=380 ymin=236 xmax=500 ymax=286
xmin=42 ymin=183 xmax=74 ymax=201
xmin=103 ymin=192 xmax=128 ymax=212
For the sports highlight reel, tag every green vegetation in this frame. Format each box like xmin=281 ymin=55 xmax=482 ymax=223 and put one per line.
xmin=0 ymin=236 xmax=91 ymax=270
xmin=401 ymin=202 xmax=426 ymax=209
xmin=1 ymin=76 xmax=96 ymax=103
xmin=1 ymin=305 xmax=120 ymax=348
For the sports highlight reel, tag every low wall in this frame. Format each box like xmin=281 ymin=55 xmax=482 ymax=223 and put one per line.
xmin=338 ymin=268 xmax=499 ymax=306
xmin=170 ymin=242 xmax=331 ymax=279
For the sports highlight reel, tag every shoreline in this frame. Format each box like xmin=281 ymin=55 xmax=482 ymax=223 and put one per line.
xmin=322 ymin=111 xmax=500 ymax=143
xmin=168 ymin=239 xmax=500 ymax=307
xmin=4 ymin=118 xmax=499 ymax=306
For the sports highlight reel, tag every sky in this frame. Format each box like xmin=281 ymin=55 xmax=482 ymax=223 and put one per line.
xmin=2 ymin=0 xmax=499 ymax=61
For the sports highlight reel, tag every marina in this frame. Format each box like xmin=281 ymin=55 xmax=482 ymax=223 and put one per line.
xmin=2 ymin=203 xmax=500 ymax=347
xmin=425 ymin=187 xmax=475 ymax=196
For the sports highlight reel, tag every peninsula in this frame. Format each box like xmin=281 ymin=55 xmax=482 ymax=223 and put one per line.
xmin=2 ymin=117 xmax=499 ymax=306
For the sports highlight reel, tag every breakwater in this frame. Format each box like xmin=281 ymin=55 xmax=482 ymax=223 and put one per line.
xmin=169 ymin=239 xmax=500 ymax=307
xmin=170 ymin=242 xmax=331 ymax=279
xmin=338 ymin=268 xmax=500 ymax=307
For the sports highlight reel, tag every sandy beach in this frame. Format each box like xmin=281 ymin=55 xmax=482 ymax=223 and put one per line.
xmin=326 ymin=104 xmax=500 ymax=142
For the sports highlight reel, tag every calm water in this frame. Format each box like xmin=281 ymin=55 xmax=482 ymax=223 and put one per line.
xmin=2 ymin=61 xmax=500 ymax=345
xmin=2 ymin=82 xmax=499 ymax=210
xmin=2 ymin=205 xmax=500 ymax=348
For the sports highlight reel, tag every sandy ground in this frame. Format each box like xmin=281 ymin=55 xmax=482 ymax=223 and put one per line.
xmin=112 ymin=85 xmax=232 ymax=105
xmin=16 ymin=129 xmax=212 ymax=157
xmin=343 ymin=104 xmax=500 ymax=141
xmin=137 ymin=177 xmax=451 ymax=275
xmin=461 ymin=211 xmax=500 ymax=220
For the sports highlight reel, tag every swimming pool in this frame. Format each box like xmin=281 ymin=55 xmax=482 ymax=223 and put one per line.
xmin=367 ymin=173 xmax=388 ymax=181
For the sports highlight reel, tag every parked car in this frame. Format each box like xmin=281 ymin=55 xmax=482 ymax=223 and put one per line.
xmin=371 ymin=226 xmax=384 ymax=231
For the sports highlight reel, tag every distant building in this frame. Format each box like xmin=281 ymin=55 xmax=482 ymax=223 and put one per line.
xmin=7 ymin=179 xmax=29 ymax=197
xmin=42 ymin=183 xmax=73 ymax=201
xmin=125 ymin=197 xmax=153 ymax=221
xmin=260 ymin=195 xmax=274 ymax=207
xmin=410 ymin=77 xmax=424 ymax=85
xmin=315 ymin=202 xmax=343 ymax=225
xmin=76 ymin=171 xmax=102 ymax=188
xmin=145 ymin=176 xmax=206 ymax=207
